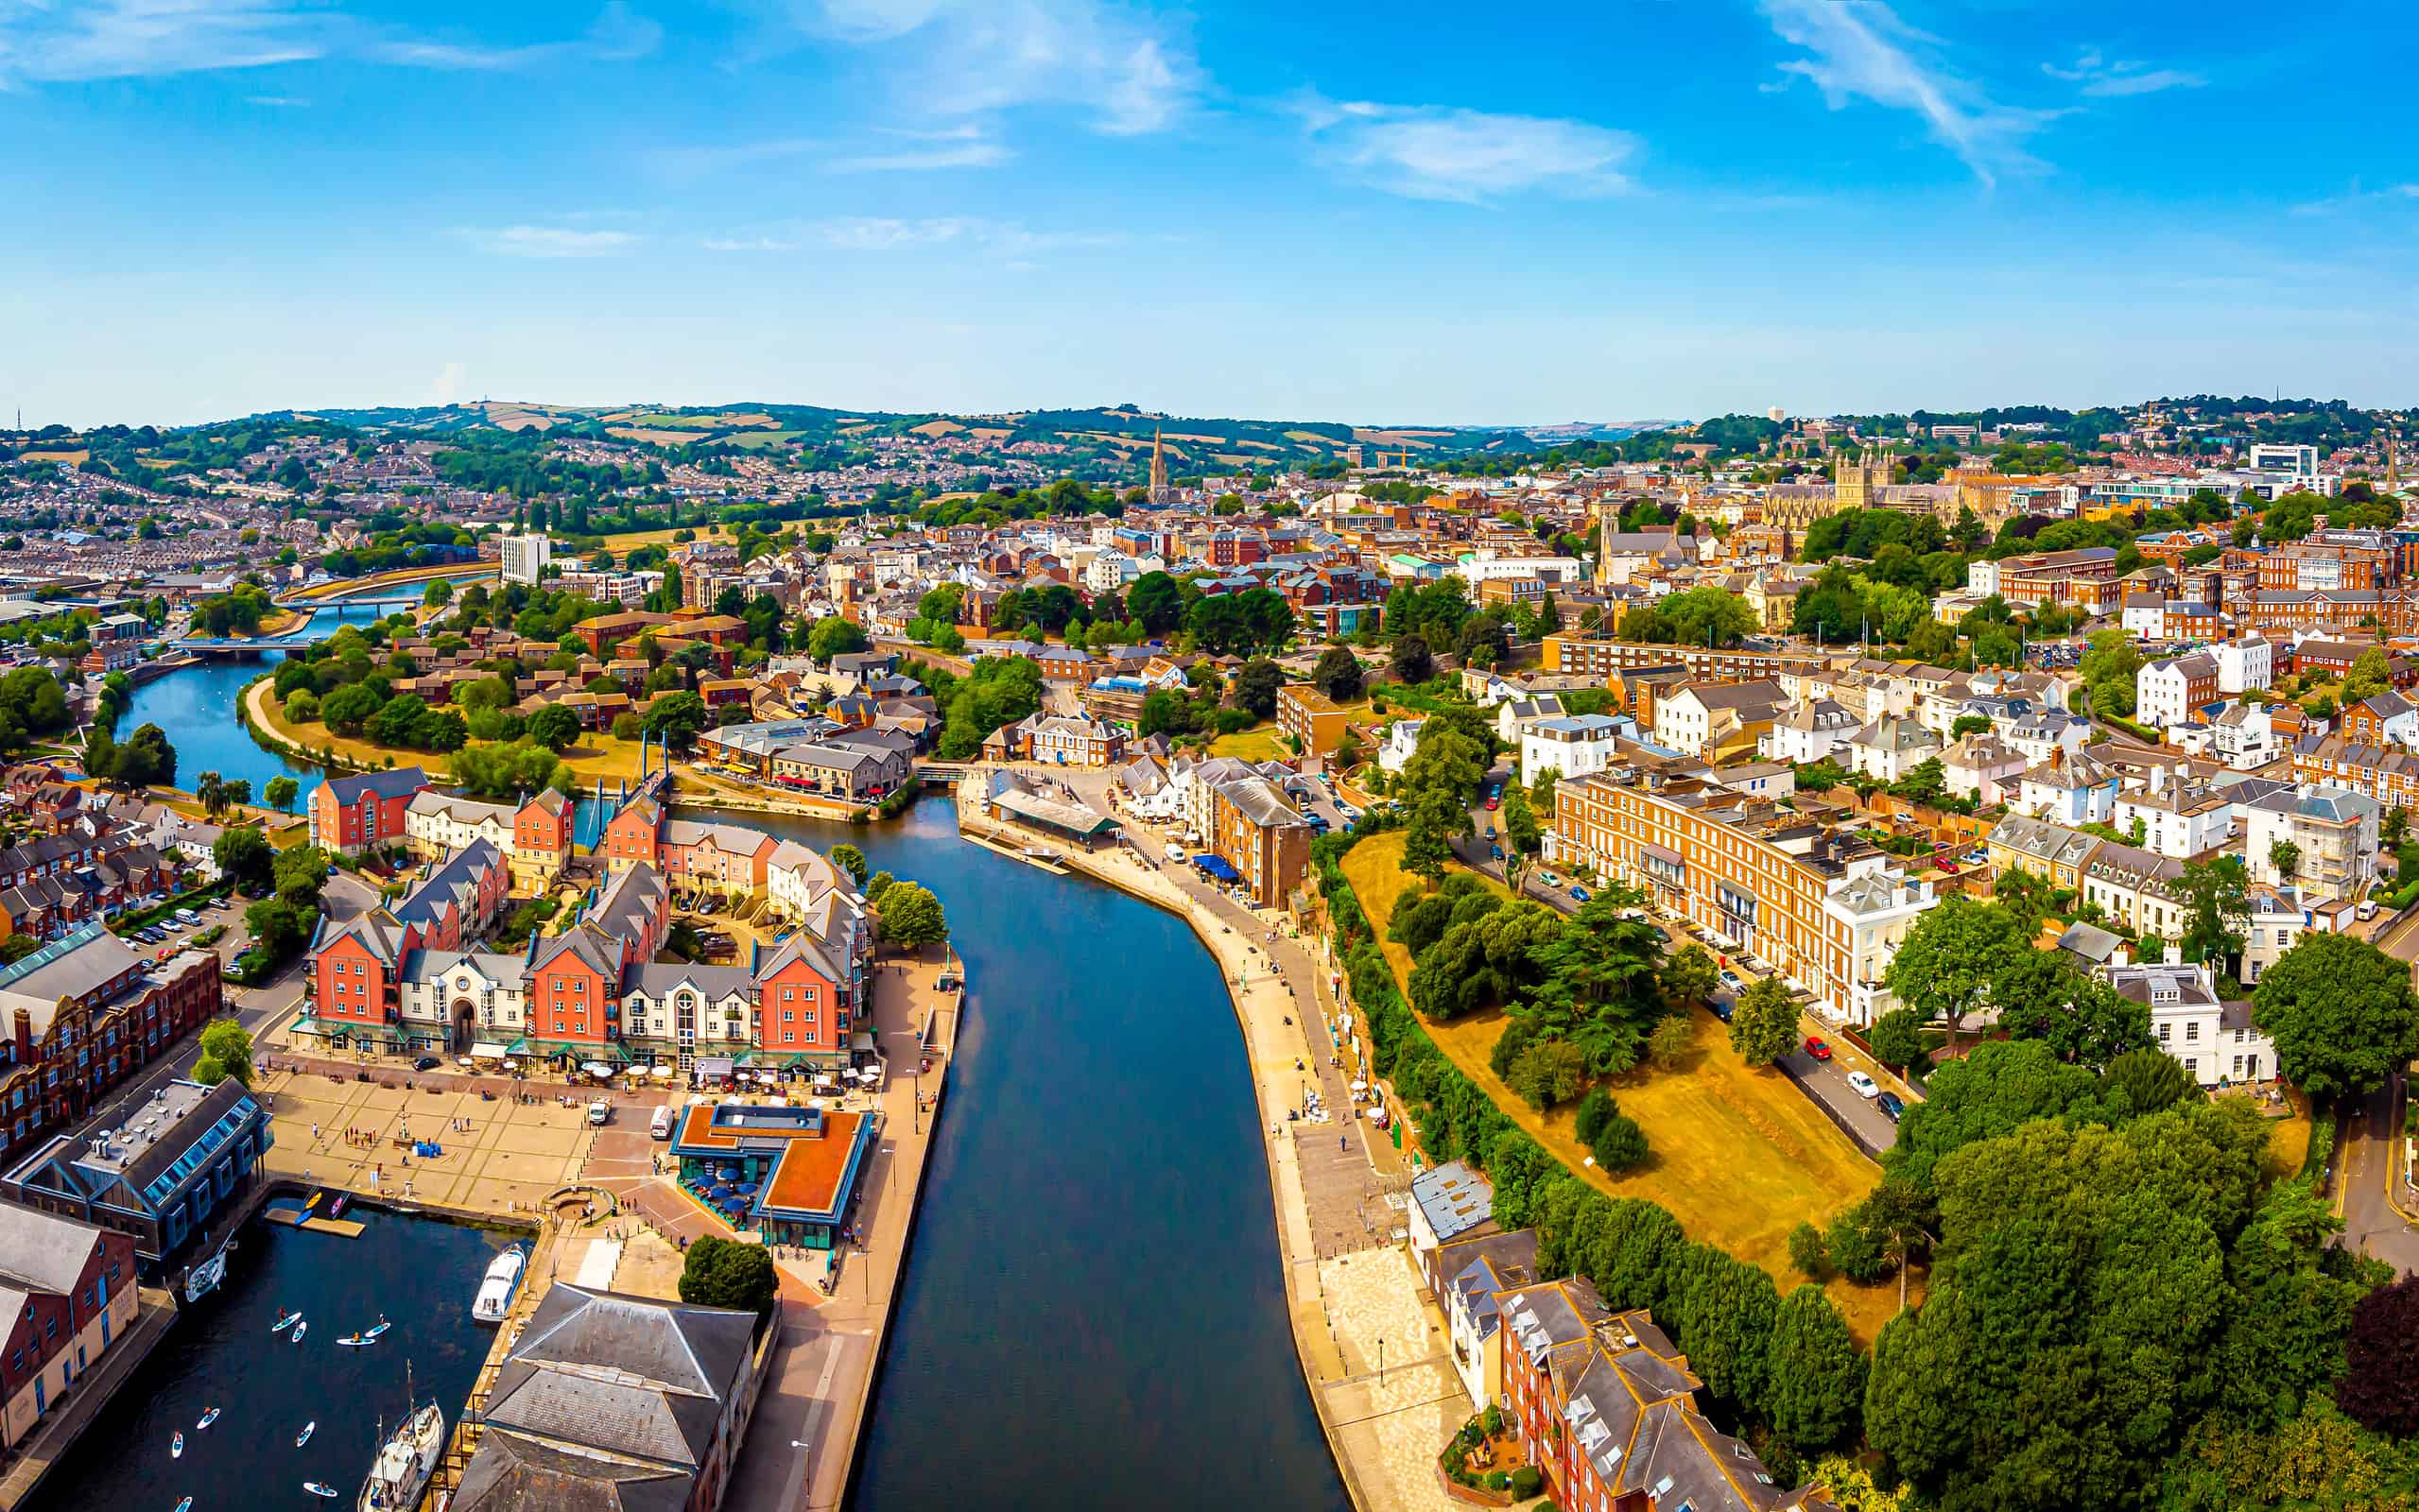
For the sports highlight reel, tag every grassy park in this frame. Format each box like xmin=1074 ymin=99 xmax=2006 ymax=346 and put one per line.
xmin=1339 ymin=831 xmax=1900 ymax=1342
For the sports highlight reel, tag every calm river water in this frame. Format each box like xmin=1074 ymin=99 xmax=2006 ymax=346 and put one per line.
xmin=26 ymin=1211 xmax=506 ymax=1512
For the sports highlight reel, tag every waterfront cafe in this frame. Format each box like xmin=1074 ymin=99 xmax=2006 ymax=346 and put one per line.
xmin=668 ymin=1101 xmax=874 ymax=1249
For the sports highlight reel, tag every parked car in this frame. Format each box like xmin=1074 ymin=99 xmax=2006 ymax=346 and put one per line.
xmin=1710 ymin=996 xmax=1734 ymax=1022
xmin=1876 ymin=1091 xmax=1907 ymax=1123
xmin=1489 ymin=844 xmax=1504 ymax=860
xmin=1484 ymin=825 xmax=1496 ymax=839
xmin=1718 ymin=970 xmax=1745 ymax=991
xmin=1484 ymin=797 xmax=1499 ymax=812
xmin=1845 ymin=1071 xmax=1881 ymax=1099
xmin=1537 ymin=872 xmax=1563 ymax=889
xmin=1569 ymin=885 xmax=1590 ymax=902
xmin=1804 ymin=1036 xmax=1833 ymax=1061
xmin=412 ymin=1056 xmax=441 ymax=1072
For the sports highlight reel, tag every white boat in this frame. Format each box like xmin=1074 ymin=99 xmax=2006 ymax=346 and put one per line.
xmin=271 ymin=1310 xmax=302 ymax=1333
xmin=197 ymin=1407 xmax=219 ymax=1431
xmin=363 ymin=1318 xmax=391 ymax=1341
xmin=358 ymin=1399 xmax=444 ymax=1512
xmin=470 ymin=1247 xmax=525 ymax=1325
xmin=337 ymin=1333 xmax=372 ymax=1348
xmin=292 ymin=1319 xmax=307 ymax=1344
xmin=305 ymin=1483 xmax=340 ymax=1499
xmin=171 ymin=1432 xmax=183 ymax=1459
xmin=298 ymin=1420 xmax=317 ymax=1448
xmin=175 ymin=1499 xmax=193 ymax=1512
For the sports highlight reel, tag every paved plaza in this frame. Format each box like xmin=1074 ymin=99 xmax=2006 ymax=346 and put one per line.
xmin=259 ymin=1069 xmax=601 ymax=1217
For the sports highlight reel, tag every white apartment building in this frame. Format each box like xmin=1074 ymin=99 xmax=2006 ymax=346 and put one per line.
xmin=396 ymin=950 xmax=532 ymax=1043
xmin=2112 ymin=767 xmax=2235 ymax=860
xmin=2214 ymin=636 xmax=2272 ymax=694
xmin=1519 ymin=714 xmax=1622 ymax=784
xmin=1455 ymin=550 xmax=1584 ymax=587
xmin=1758 ymin=698 xmax=1859 ymax=765
xmin=2238 ymin=784 xmax=2378 ymax=902
xmin=2104 ymin=960 xmax=2276 ymax=1087
xmin=2136 ymin=651 xmax=2217 ymax=730
xmin=499 ymin=532 xmax=553 ymax=586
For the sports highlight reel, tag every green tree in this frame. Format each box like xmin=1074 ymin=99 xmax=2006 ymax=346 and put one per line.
xmin=1507 ymin=1038 xmax=1587 ymax=1109
xmin=830 ymin=844 xmax=869 ymax=890
xmin=1992 ymin=950 xmax=2151 ymax=1068
xmin=1498 ymin=782 xmax=1541 ymax=859
xmin=190 ymin=1020 xmax=255 ymax=1089
xmin=1866 ymin=1006 xmax=1927 ymax=1072
xmin=1309 ymin=647 xmax=1364 ymax=702
xmin=1765 ymin=1284 xmax=1867 ymax=1453
xmin=264 ymin=775 xmax=299 ymax=816
xmin=1591 ymin=1110 xmax=1649 ymax=1170
xmin=2174 ymin=853 xmax=2251 ymax=970
xmin=1884 ymin=895 xmax=2026 ymax=1053
xmin=1728 ymin=977 xmax=1797 ymax=1066
xmin=876 ymin=882 xmax=948 ymax=949
xmin=283 ymin=687 xmax=320 ymax=724
xmin=1989 ymin=868 xmax=2056 ymax=938
xmin=2268 ymin=838 xmax=2301 ymax=883
xmin=321 ymin=681 xmax=381 ymax=735
xmin=1390 ymin=633 xmax=1434 ymax=686
xmin=1231 ymin=658 xmax=1284 ymax=720
xmin=212 ymin=826 xmax=276 ymax=894
xmin=1657 ymin=943 xmax=1717 ymax=1011
xmin=527 ymin=703 xmax=582 ymax=752
xmin=807 ymin=615 xmax=869 ymax=663
xmin=642 ymin=691 xmax=710 ymax=752
xmin=2343 ymin=647 xmax=2395 ymax=706
xmin=2080 ymin=627 xmax=2142 ymax=718
xmin=2252 ymin=932 xmax=2419 ymax=1102
xmin=676 ymin=1234 xmax=778 ymax=1317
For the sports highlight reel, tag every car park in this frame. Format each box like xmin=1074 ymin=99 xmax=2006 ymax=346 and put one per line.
xmin=1846 ymin=1071 xmax=1881 ymax=1099
xmin=1876 ymin=1091 xmax=1906 ymax=1122
xmin=1803 ymin=1036 xmax=1832 ymax=1061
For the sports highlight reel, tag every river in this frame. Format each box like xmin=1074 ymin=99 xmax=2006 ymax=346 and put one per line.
xmin=87 ymin=639 xmax=1351 ymax=1512
xmin=26 ymin=1211 xmax=507 ymax=1512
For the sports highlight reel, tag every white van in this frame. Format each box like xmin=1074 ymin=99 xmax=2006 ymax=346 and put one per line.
xmin=587 ymin=1100 xmax=611 ymax=1126
xmin=650 ymin=1104 xmax=676 ymax=1140
xmin=174 ymin=908 xmax=201 ymax=926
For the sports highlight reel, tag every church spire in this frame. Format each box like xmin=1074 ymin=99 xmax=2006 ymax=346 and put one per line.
xmin=1148 ymin=425 xmax=1171 ymax=507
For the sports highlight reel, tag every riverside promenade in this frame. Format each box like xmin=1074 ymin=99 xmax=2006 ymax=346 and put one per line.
xmin=956 ymin=782 xmax=1468 ymax=1512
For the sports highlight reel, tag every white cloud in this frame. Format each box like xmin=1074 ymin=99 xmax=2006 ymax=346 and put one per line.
xmin=1296 ymin=95 xmax=1638 ymax=203
xmin=2042 ymin=46 xmax=2203 ymax=97
xmin=0 ymin=1 xmax=658 ymax=84
xmin=641 ymin=136 xmax=821 ymax=178
xmin=430 ymin=361 xmax=466 ymax=404
xmin=2291 ymin=181 xmax=2419 ymax=216
xmin=244 ymin=93 xmax=306 ymax=106
xmin=457 ymin=226 xmax=640 ymax=258
xmin=828 ymin=126 xmax=1011 ymax=172
xmin=1758 ymin=0 xmax=2056 ymax=187
xmin=783 ymin=0 xmax=1201 ymax=136
xmin=700 ymin=215 xmax=1120 ymax=255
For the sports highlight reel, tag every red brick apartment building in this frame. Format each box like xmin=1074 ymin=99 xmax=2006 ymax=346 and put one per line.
xmin=309 ymin=766 xmax=431 ymax=854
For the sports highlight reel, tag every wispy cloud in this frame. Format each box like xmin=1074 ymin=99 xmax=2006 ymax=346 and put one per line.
xmin=456 ymin=225 xmax=641 ymax=259
xmin=1758 ymin=0 xmax=2057 ymax=187
xmin=244 ymin=93 xmax=306 ymax=106
xmin=0 ymin=1 xmax=659 ymax=84
xmin=640 ymin=136 xmax=821 ymax=179
xmin=2042 ymin=46 xmax=2203 ymax=97
xmin=700 ymin=215 xmax=1122 ymax=256
xmin=1294 ymin=94 xmax=1637 ymax=203
xmin=429 ymin=361 xmax=466 ymax=404
xmin=827 ymin=125 xmax=1010 ymax=172
xmin=781 ymin=0 xmax=1201 ymax=136
xmin=2291 ymin=180 xmax=2419 ymax=216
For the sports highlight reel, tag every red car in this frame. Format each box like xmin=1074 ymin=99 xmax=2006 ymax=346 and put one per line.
xmin=1804 ymin=1036 xmax=1833 ymax=1061
xmin=1484 ymin=798 xmax=1499 ymax=811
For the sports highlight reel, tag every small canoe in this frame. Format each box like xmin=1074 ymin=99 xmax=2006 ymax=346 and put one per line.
xmin=291 ymin=1320 xmax=306 ymax=1344
xmin=270 ymin=1310 xmax=302 ymax=1333
xmin=337 ymin=1334 xmax=370 ymax=1348
xmin=327 ymin=1195 xmax=348 ymax=1219
xmin=196 ymin=1408 xmax=218 ymax=1431
xmin=296 ymin=1420 xmax=315 ymax=1448
xmin=171 ymin=1432 xmax=183 ymax=1459
xmin=175 ymin=1499 xmax=193 ymax=1512
xmin=303 ymin=1483 xmax=339 ymax=1499
xmin=363 ymin=1319 xmax=391 ymax=1340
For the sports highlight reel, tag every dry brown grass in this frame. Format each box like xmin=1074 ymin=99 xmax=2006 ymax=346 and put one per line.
xmin=1340 ymin=831 xmax=1900 ymax=1343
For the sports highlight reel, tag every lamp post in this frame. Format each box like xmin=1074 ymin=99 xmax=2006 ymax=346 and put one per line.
xmin=1377 ymin=1335 xmax=1385 ymax=1388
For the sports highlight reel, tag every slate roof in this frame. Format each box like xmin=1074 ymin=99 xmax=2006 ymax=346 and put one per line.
xmin=451 ymin=1428 xmax=694 ymax=1512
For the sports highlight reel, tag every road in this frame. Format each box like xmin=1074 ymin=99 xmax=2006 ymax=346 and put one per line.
xmin=1450 ymin=763 xmax=1909 ymax=1151
xmin=2339 ymin=1073 xmax=2419 ymax=1277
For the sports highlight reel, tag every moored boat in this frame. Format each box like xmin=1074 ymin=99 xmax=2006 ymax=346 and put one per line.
xmin=470 ymin=1246 xmax=525 ymax=1325
xmin=357 ymin=1400 xmax=443 ymax=1512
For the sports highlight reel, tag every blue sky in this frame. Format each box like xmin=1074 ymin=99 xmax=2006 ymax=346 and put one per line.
xmin=1 ymin=0 xmax=2412 ymax=429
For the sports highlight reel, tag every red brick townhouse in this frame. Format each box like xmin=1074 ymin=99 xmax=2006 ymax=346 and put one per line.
xmin=309 ymin=766 xmax=431 ymax=855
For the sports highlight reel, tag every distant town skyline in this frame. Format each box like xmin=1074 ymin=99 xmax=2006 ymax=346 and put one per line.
xmin=3 ymin=0 xmax=2412 ymax=427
